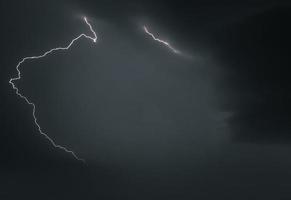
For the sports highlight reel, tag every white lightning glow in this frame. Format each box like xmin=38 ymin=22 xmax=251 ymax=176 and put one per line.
xmin=9 ymin=17 xmax=98 ymax=163
xmin=143 ymin=25 xmax=180 ymax=54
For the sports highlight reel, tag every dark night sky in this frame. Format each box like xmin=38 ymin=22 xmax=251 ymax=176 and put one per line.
xmin=1 ymin=0 xmax=291 ymax=199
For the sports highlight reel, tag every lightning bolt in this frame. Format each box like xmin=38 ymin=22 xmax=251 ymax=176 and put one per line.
xmin=143 ymin=25 xmax=181 ymax=54
xmin=9 ymin=17 xmax=97 ymax=163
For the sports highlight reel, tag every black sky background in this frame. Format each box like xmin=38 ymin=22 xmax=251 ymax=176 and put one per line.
xmin=1 ymin=0 xmax=291 ymax=199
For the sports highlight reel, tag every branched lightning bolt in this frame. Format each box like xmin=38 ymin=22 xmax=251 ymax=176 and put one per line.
xmin=143 ymin=25 xmax=180 ymax=54
xmin=9 ymin=17 xmax=97 ymax=163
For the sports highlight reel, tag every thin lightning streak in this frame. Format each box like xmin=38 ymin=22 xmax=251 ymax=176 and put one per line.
xmin=9 ymin=17 xmax=97 ymax=163
xmin=143 ymin=25 xmax=180 ymax=54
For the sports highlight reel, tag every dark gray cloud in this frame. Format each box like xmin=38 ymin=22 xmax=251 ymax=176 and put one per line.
xmin=2 ymin=0 xmax=291 ymax=199
xmin=212 ymin=5 xmax=291 ymax=142
xmin=17 ymin=14 xmax=222 ymax=165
